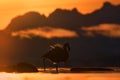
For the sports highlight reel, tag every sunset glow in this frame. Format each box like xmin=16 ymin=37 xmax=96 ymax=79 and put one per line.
xmin=0 ymin=0 xmax=120 ymax=30
xmin=81 ymin=24 xmax=120 ymax=38
xmin=12 ymin=27 xmax=78 ymax=39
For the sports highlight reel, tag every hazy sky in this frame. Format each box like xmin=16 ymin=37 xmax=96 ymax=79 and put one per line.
xmin=0 ymin=0 xmax=120 ymax=30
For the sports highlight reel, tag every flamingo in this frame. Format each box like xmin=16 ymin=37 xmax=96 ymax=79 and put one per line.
xmin=42 ymin=42 xmax=70 ymax=72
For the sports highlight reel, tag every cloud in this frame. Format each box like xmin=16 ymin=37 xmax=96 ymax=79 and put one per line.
xmin=11 ymin=27 xmax=78 ymax=39
xmin=80 ymin=24 xmax=120 ymax=38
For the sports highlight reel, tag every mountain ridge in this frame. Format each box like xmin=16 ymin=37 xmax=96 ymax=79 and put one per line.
xmin=4 ymin=2 xmax=120 ymax=32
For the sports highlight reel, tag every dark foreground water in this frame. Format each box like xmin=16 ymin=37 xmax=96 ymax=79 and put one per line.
xmin=0 ymin=68 xmax=120 ymax=80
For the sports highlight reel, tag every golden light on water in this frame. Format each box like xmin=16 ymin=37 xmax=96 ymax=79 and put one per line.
xmin=12 ymin=27 xmax=78 ymax=39
xmin=0 ymin=72 xmax=120 ymax=80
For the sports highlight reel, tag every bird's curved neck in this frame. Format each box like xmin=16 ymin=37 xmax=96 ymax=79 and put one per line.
xmin=64 ymin=44 xmax=70 ymax=52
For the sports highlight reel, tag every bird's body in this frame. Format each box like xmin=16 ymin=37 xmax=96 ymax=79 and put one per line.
xmin=42 ymin=43 xmax=70 ymax=72
xmin=43 ymin=44 xmax=69 ymax=63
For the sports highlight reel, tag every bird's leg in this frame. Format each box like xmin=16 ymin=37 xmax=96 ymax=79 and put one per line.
xmin=56 ymin=63 xmax=59 ymax=73
xmin=64 ymin=60 xmax=70 ymax=68
xmin=43 ymin=58 xmax=46 ymax=72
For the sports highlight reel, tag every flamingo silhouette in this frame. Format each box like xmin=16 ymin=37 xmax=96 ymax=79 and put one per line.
xmin=42 ymin=42 xmax=70 ymax=72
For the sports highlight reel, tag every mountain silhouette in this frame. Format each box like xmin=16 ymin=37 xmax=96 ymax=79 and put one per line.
xmin=83 ymin=2 xmax=120 ymax=26
xmin=5 ymin=12 xmax=47 ymax=32
xmin=47 ymin=8 xmax=84 ymax=30
xmin=5 ymin=2 xmax=120 ymax=32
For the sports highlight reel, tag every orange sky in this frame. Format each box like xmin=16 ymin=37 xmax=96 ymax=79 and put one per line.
xmin=0 ymin=0 xmax=120 ymax=30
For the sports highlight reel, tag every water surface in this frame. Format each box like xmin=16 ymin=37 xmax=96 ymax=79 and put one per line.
xmin=0 ymin=72 xmax=120 ymax=80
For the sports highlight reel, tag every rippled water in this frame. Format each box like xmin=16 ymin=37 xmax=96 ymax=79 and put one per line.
xmin=0 ymin=72 xmax=120 ymax=80
xmin=0 ymin=68 xmax=120 ymax=80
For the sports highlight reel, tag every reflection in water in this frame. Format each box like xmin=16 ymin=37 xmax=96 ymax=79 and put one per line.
xmin=0 ymin=72 xmax=120 ymax=80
